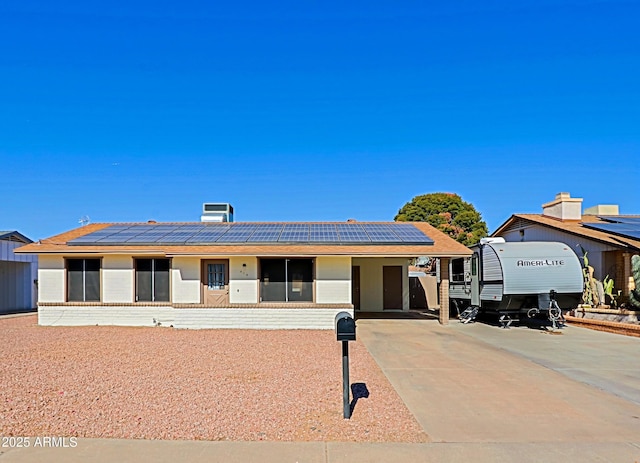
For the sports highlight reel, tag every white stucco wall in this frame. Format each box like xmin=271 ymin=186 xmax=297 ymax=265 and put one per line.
xmin=352 ymin=257 xmax=410 ymax=311
xmin=171 ymin=256 xmax=201 ymax=303
xmin=315 ymin=256 xmax=351 ymax=304
xmin=229 ymin=256 xmax=258 ymax=303
xmin=38 ymin=255 xmax=65 ymax=303
xmin=102 ymin=255 xmax=133 ymax=303
xmin=35 ymin=253 xmax=356 ymax=328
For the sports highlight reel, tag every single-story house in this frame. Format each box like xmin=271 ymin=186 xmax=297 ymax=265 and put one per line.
xmin=15 ymin=220 xmax=471 ymax=329
xmin=0 ymin=230 xmax=38 ymax=313
xmin=492 ymin=192 xmax=640 ymax=301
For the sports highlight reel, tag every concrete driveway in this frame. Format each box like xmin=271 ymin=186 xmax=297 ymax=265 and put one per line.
xmin=357 ymin=318 xmax=640 ymax=460
xmin=449 ymin=321 xmax=640 ymax=405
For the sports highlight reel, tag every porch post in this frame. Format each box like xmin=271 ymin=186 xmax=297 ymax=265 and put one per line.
xmin=623 ymin=252 xmax=632 ymax=297
xmin=439 ymin=257 xmax=450 ymax=325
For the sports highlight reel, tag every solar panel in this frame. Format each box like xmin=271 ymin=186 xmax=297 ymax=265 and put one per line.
xmin=336 ymin=224 xmax=370 ymax=242
xmin=157 ymin=234 xmax=200 ymax=244
xmin=97 ymin=233 xmax=143 ymax=243
xmin=362 ymin=224 xmax=401 ymax=242
xmin=247 ymin=224 xmax=284 ymax=242
xmin=598 ymin=216 xmax=640 ymax=225
xmin=216 ymin=224 xmax=258 ymax=242
xmin=70 ymin=231 xmax=115 ymax=241
xmin=125 ymin=233 xmax=177 ymax=243
xmin=69 ymin=222 xmax=435 ymax=246
xmin=121 ymin=226 xmax=157 ymax=232
xmin=309 ymin=224 xmax=339 ymax=242
xmin=618 ymin=218 xmax=640 ymax=225
xmin=185 ymin=225 xmax=232 ymax=243
xmin=69 ymin=235 xmax=109 ymax=244
xmin=391 ymin=223 xmax=435 ymax=243
xmin=583 ymin=222 xmax=640 ymax=240
xmin=279 ymin=224 xmax=310 ymax=242
xmin=584 ymin=223 xmax=635 ymax=232
xmin=161 ymin=229 xmax=207 ymax=236
xmin=159 ymin=227 xmax=206 ymax=242
xmin=71 ymin=225 xmax=132 ymax=242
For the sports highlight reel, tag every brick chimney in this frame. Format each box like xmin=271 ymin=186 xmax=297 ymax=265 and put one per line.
xmin=542 ymin=192 xmax=583 ymax=221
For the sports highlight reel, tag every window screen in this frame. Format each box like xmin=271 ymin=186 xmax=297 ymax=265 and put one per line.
xmin=136 ymin=258 xmax=170 ymax=302
xmin=260 ymin=258 xmax=313 ymax=302
xmin=67 ymin=259 xmax=101 ymax=302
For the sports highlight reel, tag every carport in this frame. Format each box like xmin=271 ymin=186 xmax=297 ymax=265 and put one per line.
xmin=352 ymin=252 xmax=470 ymax=325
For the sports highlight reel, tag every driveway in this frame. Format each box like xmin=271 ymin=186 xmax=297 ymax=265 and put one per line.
xmin=357 ymin=318 xmax=640 ymax=457
xmin=450 ymin=321 xmax=640 ymax=405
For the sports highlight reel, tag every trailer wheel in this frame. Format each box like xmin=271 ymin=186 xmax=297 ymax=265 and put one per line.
xmin=527 ymin=308 xmax=540 ymax=318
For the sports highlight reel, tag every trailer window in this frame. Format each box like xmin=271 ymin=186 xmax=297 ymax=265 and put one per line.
xmin=451 ymin=258 xmax=465 ymax=282
xmin=472 ymin=255 xmax=478 ymax=276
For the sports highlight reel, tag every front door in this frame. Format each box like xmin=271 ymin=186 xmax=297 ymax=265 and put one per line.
xmin=202 ymin=260 xmax=229 ymax=306
xmin=470 ymin=253 xmax=480 ymax=306
xmin=383 ymin=265 xmax=403 ymax=310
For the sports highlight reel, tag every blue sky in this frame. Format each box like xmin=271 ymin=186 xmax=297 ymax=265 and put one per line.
xmin=1 ymin=0 xmax=638 ymax=240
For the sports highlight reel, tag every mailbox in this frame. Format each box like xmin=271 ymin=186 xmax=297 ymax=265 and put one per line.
xmin=335 ymin=312 xmax=356 ymax=341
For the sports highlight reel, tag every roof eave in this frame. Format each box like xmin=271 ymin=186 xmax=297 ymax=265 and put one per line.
xmin=493 ymin=214 xmax=640 ymax=251
xmin=0 ymin=231 xmax=33 ymax=244
xmin=15 ymin=246 xmax=472 ymax=258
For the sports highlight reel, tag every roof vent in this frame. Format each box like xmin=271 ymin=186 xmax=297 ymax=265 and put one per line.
xmin=201 ymin=203 xmax=234 ymax=222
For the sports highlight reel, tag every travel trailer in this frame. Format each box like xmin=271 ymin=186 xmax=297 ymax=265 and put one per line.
xmin=449 ymin=238 xmax=583 ymax=327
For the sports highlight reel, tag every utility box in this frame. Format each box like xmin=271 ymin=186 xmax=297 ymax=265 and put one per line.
xmin=201 ymin=203 xmax=234 ymax=222
xmin=335 ymin=312 xmax=356 ymax=341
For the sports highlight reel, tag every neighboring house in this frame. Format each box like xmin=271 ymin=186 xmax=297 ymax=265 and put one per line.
xmin=0 ymin=231 xmax=38 ymax=313
xmin=492 ymin=193 xmax=640 ymax=300
xmin=15 ymin=220 xmax=470 ymax=328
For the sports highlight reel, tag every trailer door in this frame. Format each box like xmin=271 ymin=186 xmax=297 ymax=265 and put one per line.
xmin=471 ymin=253 xmax=480 ymax=306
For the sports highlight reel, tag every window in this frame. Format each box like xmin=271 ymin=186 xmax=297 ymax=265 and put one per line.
xmin=136 ymin=258 xmax=170 ymax=302
xmin=451 ymin=258 xmax=465 ymax=282
xmin=260 ymin=258 xmax=313 ymax=302
xmin=67 ymin=258 xmax=101 ymax=302
xmin=207 ymin=263 xmax=226 ymax=290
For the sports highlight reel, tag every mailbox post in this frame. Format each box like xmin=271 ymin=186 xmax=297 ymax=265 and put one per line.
xmin=335 ymin=311 xmax=356 ymax=419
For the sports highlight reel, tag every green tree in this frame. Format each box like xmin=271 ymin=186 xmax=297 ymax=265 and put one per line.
xmin=395 ymin=192 xmax=488 ymax=246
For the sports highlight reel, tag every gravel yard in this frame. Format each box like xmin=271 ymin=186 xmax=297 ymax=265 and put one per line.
xmin=0 ymin=315 xmax=427 ymax=442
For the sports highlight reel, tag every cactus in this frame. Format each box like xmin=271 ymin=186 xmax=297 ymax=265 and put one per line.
xmin=603 ymin=275 xmax=621 ymax=309
xmin=579 ymin=248 xmax=600 ymax=306
xmin=603 ymin=276 xmax=614 ymax=297
xmin=630 ymin=254 xmax=640 ymax=309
